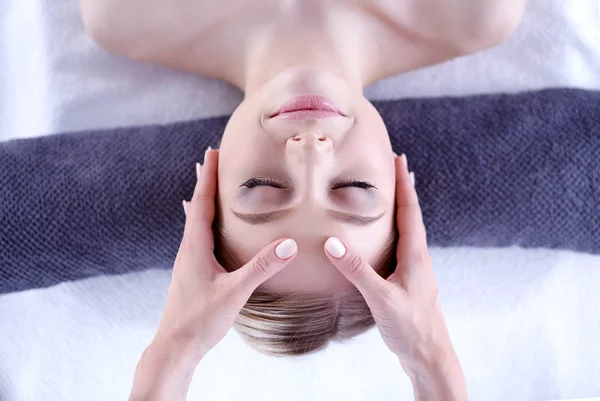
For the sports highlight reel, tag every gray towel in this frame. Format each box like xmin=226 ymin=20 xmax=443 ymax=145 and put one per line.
xmin=1 ymin=88 xmax=599 ymax=294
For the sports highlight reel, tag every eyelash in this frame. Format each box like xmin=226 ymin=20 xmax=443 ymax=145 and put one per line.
xmin=241 ymin=178 xmax=376 ymax=190
xmin=241 ymin=178 xmax=286 ymax=188
xmin=331 ymin=180 xmax=377 ymax=190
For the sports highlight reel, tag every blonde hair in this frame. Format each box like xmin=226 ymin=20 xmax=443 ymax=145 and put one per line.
xmin=215 ymin=226 xmax=396 ymax=356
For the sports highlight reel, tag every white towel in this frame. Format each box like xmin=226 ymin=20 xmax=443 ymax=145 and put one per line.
xmin=1 ymin=0 xmax=599 ymax=400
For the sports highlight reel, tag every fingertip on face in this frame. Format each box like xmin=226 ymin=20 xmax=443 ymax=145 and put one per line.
xmin=275 ymin=238 xmax=298 ymax=260
xmin=272 ymin=237 xmax=349 ymax=262
xmin=324 ymin=237 xmax=347 ymax=259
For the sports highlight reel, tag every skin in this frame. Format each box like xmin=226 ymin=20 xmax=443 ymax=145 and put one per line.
xmin=80 ymin=0 xmax=524 ymax=295
xmin=130 ymin=151 xmax=467 ymax=400
xmin=217 ymin=79 xmax=396 ymax=294
xmin=78 ymin=0 xmax=525 ymax=399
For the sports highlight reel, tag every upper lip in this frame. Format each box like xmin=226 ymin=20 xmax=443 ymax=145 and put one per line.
xmin=269 ymin=95 xmax=346 ymax=118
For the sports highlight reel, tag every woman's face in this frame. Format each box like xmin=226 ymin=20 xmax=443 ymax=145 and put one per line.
xmin=218 ymin=66 xmax=396 ymax=295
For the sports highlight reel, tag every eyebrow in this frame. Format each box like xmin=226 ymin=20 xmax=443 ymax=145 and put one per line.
xmin=232 ymin=209 xmax=385 ymax=226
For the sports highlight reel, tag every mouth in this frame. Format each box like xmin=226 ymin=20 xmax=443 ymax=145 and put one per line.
xmin=269 ymin=95 xmax=347 ymax=119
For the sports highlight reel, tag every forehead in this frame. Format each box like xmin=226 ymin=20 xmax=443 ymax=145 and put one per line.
xmin=217 ymin=211 xmax=395 ymax=294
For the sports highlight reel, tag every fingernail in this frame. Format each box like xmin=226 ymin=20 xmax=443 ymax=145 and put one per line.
xmin=182 ymin=200 xmax=188 ymax=215
xmin=401 ymin=154 xmax=408 ymax=170
xmin=275 ymin=239 xmax=297 ymax=260
xmin=325 ymin=237 xmax=346 ymax=259
xmin=410 ymin=171 xmax=415 ymax=187
xmin=196 ymin=162 xmax=201 ymax=181
xmin=204 ymin=146 xmax=212 ymax=160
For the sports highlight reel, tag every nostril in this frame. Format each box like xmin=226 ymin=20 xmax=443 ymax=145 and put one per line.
xmin=290 ymin=134 xmax=328 ymax=142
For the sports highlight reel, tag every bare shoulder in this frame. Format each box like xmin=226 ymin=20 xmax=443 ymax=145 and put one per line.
xmin=78 ymin=0 xmax=241 ymax=60
xmin=369 ymin=0 xmax=526 ymax=54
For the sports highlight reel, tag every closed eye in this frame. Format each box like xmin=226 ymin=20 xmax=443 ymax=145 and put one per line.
xmin=240 ymin=178 xmax=376 ymax=190
xmin=331 ymin=180 xmax=377 ymax=190
xmin=240 ymin=177 xmax=286 ymax=189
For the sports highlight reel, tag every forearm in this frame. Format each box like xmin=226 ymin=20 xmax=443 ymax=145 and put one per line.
xmin=129 ymin=337 xmax=205 ymax=401
xmin=399 ymin=343 xmax=468 ymax=401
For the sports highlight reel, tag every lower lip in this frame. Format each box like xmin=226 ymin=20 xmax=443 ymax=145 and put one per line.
xmin=274 ymin=110 xmax=342 ymax=120
xmin=271 ymin=95 xmax=345 ymax=119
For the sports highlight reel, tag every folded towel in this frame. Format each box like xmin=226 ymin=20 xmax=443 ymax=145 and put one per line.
xmin=1 ymin=88 xmax=598 ymax=294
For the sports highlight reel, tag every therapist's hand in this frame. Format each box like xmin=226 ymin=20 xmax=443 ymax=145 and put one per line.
xmin=324 ymin=154 xmax=468 ymax=401
xmin=129 ymin=148 xmax=298 ymax=401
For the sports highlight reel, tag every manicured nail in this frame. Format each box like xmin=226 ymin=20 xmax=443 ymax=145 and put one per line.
xmin=325 ymin=237 xmax=346 ymax=258
xmin=182 ymin=200 xmax=188 ymax=215
xmin=275 ymin=239 xmax=297 ymax=259
xmin=196 ymin=162 xmax=201 ymax=181
xmin=401 ymin=154 xmax=408 ymax=170
xmin=410 ymin=171 xmax=415 ymax=187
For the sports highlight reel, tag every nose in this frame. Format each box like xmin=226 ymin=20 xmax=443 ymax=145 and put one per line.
xmin=285 ymin=132 xmax=334 ymax=201
xmin=286 ymin=132 xmax=333 ymax=153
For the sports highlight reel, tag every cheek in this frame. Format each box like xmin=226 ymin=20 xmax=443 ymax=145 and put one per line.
xmin=357 ymin=135 xmax=395 ymax=195
xmin=219 ymin=100 xmax=261 ymax=154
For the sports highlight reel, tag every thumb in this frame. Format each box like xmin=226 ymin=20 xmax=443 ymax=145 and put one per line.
xmin=324 ymin=237 xmax=386 ymax=303
xmin=230 ymin=238 xmax=298 ymax=295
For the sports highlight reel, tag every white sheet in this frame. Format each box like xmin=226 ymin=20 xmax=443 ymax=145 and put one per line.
xmin=1 ymin=0 xmax=600 ymax=400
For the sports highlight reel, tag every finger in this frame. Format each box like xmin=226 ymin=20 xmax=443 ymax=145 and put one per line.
xmin=184 ymin=148 xmax=219 ymax=250
xmin=395 ymin=155 xmax=428 ymax=264
xmin=228 ymin=238 xmax=298 ymax=296
xmin=192 ymin=147 xmax=218 ymax=219
xmin=323 ymin=237 xmax=388 ymax=305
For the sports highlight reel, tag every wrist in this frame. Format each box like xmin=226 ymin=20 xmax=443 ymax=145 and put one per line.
xmin=129 ymin=336 xmax=206 ymax=401
xmin=147 ymin=334 xmax=207 ymax=374
xmin=398 ymin=341 xmax=467 ymax=401
xmin=153 ymin=322 xmax=210 ymax=365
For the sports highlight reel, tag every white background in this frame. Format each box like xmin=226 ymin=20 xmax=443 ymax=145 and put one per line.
xmin=1 ymin=0 xmax=600 ymax=400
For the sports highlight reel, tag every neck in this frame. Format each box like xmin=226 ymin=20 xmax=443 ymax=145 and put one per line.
xmin=231 ymin=3 xmax=379 ymax=97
